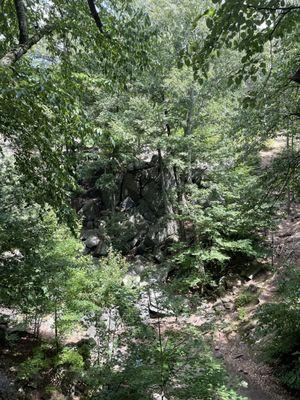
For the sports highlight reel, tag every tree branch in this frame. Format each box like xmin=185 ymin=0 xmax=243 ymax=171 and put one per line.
xmin=287 ymin=113 xmax=300 ymax=118
xmin=0 ymin=0 xmax=106 ymax=68
xmin=268 ymin=10 xmax=289 ymax=38
xmin=87 ymin=0 xmax=104 ymax=33
xmin=0 ymin=23 xmax=53 ymax=68
xmin=14 ymin=0 xmax=28 ymax=44
xmin=246 ymin=4 xmax=300 ymax=12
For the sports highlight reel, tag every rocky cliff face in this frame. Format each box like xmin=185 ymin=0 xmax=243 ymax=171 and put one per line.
xmin=74 ymin=155 xmax=180 ymax=260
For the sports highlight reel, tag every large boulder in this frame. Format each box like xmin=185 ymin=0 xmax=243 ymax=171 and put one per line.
xmin=122 ymin=175 xmax=140 ymax=202
xmin=148 ymin=289 xmax=174 ymax=318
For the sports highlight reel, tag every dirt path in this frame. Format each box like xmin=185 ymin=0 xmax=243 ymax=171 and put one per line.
xmin=214 ymin=332 xmax=294 ymax=400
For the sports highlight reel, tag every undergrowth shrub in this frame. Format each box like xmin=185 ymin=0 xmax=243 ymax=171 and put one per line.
xmin=235 ymin=290 xmax=259 ymax=308
xmin=56 ymin=348 xmax=84 ymax=374
xmin=18 ymin=348 xmax=49 ymax=381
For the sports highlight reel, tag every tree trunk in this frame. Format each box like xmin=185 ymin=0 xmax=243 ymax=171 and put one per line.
xmin=54 ymin=304 xmax=59 ymax=353
xmin=14 ymin=0 xmax=28 ymax=44
xmin=158 ymin=148 xmax=173 ymax=215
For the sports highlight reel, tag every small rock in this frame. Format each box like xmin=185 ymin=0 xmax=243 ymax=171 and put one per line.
xmin=224 ymin=302 xmax=235 ymax=311
xmin=213 ymin=300 xmax=225 ymax=313
xmin=123 ymin=273 xmax=141 ymax=288
xmin=121 ymin=196 xmax=135 ymax=211
xmin=94 ymin=241 xmax=109 ymax=257
xmin=85 ymin=235 xmax=100 ymax=248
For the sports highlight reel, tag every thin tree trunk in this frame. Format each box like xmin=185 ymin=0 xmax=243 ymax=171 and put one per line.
xmin=163 ymin=106 xmax=186 ymax=239
xmin=87 ymin=0 xmax=104 ymax=33
xmin=286 ymin=131 xmax=291 ymax=214
xmin=54 ymin=304 xmax=59 ymax=353
xmin=184 ymin=86 xmax=195 ymax=184
xmin=158 ymin=148 xmax=173 ymax=214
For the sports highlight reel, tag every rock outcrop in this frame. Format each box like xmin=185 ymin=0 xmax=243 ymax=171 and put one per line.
xmin=74 ymin=155 xmax=180 ymax=259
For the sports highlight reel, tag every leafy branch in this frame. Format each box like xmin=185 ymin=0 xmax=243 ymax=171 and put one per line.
xmin=0 ymin=0 xmax=107 ymax=68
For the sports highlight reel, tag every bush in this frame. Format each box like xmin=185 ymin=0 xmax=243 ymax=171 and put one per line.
xmin=18 ymin=348 xmax=49 ymax=381
xmin=235 ymin=290 xmax=258 ymax=308
xmin=56 ymin=348 xmax=84 ymax=374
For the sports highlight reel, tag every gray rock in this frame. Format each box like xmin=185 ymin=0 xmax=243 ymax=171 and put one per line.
xmin=123 ymin=272 xmax=141 ymax=288
xmin=213 ymin=300 xmax=225 ymax=312
xmin=224 ymin=302 xmax=235 ymax=311
xmin=121 ymin=196 xmax=135 ymax=211
xmin=133 ymin=256 xmax=148 ymax=275
xmin=214 ymin=305 xmax=225 ymax=313
xmin=148 ymin=289 xmax=174 ymax=318
xmin=122 ymin=173 xmax=140 ymax=201
xmin=149 ymin=303 xmax=170 ymax=318
xmin=85 ymin=235 xmax=100 ymax=248
xmin=79 ymin=198 xmax=102 ymax=222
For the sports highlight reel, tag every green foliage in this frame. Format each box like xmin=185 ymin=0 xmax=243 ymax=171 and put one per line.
xmin=0 ymin=205 xmax=88 ymax=320
xmin=256 ymin=265 xmax=300 ymax=390
xmin=237 ymin=307 xmax=247 ymax=322
xmin=261 ymin=147 xmax=300 ymax=205
xmin=83 ymin=326 xmax=245 ymax=400
xmin=170 ymin=159 xmax=270 ymax=290
xmin=1 ymin=0 xmax=299 ymax=397
xmin=56 ymin=348 xmax=84 ymax=374
xmin=0 ymin=0 xmax=155 ymax=217
xmin=0 ymin=159 xmax=93 ymax=341
xmin=187 ymin=0 xmax=300 ymax=81
xmin=0 ymin=67 xmax=93 ymax=225
xmin=18 ymin=348 xmax=49 ymax=381
xmin=235 ymin=291 xmax=259 ymax=308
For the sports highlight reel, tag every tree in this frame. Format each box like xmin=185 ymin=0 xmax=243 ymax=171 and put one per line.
xmin=0 ymin=1 xmax=154 ymax=219
xmin=0 ymin=0 xmax=152 ymax=69
xmin=186 ymin=0 xmax=300 ymax=82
